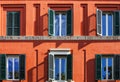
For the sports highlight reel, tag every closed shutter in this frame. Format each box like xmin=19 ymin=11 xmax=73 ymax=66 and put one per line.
xmin=0 ymin=54 xmax=6 ymax=80
xmin=14 ymin=12 xmax=20 ymax=35
xmin=95 ymin=54 xmax=101 ymax=80
xmin=19 ymin=54 xmax=26 ymax=80
xmin=67 ymin=10 xmax=72 ymax=36
xmin=96 ymin=9 xmax=102 ymax=36
xmin=48 ymin=54 xmax=54 ymax=80
xmin=113 ymin=11 xmax=120 ymax=36
xmin=67 ymin=54 xmax=72 ymax=80
xmin=7 ymin=12 xmax=13 ymax=36
xmin=114 ymin=55 xmax=120 ymax=79
xmin=48 ymin=9 xmax=55 ymax=36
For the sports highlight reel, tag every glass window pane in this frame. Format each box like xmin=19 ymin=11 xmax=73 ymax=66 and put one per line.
xmin=61 ymin=14 xmax=67 ymax=36
xmin=14 ymin=28 xmax=20 ymax=36
xmin=14 ymin=58 xmax=19 ymax=79
xmin=61 ymin=58 xmax=66 ymax=80
xmin=55 ymin=14 xmax=59 ymax=36
xmin=102 ymin=58 xmax=106 ymax=80
xmin=8 ymin=58 xmax=13 ymax=79
xmin=108 ymin=14 xmax=113 ymax=36
xmin=102 ymin=14 xmax=106 ymax=36
xmin=55 ymin=58 xmax=59 ymax=80
xmin=108 ymin=58 xmax=113 ymax=79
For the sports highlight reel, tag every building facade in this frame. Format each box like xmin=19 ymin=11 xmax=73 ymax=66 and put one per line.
xmin=0 ymin=0 xmax=120 ymax=82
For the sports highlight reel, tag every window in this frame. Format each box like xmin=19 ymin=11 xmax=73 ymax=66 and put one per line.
xmin=96 ymin=55 xmax=120 ymax=80
xmin=101 ymin=56 xmax=113 ymax=80
xmin=0 ymin=54 xmax=25 ymax=80
xmin=48 ymin=49 xmax=72 ymax=81
xmin=55 ymin=56 xmax=67 ymax=80
xmin=7 ymin=11 xmax=20 ymax=36
xmin=48 ymin=9 xmax=72 ymax=36
xmin=97 ymin=9 xmax=120 ymax=36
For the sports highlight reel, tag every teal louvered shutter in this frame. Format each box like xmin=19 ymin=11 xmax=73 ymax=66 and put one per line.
xmin=67 ymin=10 xmax=72 ymax=36
xmin=113 ymin=11 xmax=120 ymax=36
xmin=7 ymin=12 xmax=13 ymax=36
xmin=0 ymin=54 xmax=6 ymax=80
xmin=67 ymin=54 xmax=72 ymax=80
xmin=48 ymin=54 xmax=54 ymax=80
xmin=96 ymin=9 xmax=102 ymax=36
xmin=95 ymin=54 xmax=101 ymax=80
xmin=114 ymin=55 xmax=120 ymax=79
xmin=19 ymin=54 xmax=26 ymax=80
xmin=48 ymin=9 xmax=55 ymax=36
xmin=14 ymin=12 xmax=20 ymax=35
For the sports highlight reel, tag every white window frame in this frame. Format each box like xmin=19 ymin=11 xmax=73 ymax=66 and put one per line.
xmin=102 ymin=13 xmax=113 ymax=36
xmin=53 ymin=12 xmax=67 ymax=36
xmin=6 ymin=55 xmax=19 ymax=80
xmin=49 ymin=48 xmax=71 ymax=81
xmin=101 ymin=56 xmax=114 ymax=80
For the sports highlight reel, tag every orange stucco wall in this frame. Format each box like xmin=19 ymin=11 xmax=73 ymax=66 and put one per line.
xmin=0 ymin=1 xmax=120 ymax=82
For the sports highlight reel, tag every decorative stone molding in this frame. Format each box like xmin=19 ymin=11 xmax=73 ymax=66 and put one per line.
xmin=0 ymin=36 xmax=120 ymax=40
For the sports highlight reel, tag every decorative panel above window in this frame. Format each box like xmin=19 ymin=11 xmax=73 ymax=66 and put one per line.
xmin=48 ymin=9 xmax=72 ymax=36
xmin=97 ymin=9 xmax=120 ymax=36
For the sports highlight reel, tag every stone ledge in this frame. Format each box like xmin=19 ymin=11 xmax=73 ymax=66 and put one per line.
xmin=0 ymin=36 xmax=120 ymax=40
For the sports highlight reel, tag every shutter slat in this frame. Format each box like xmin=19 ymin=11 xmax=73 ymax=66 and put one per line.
xmin=19 ymin=54 xmax=25 ymax=80
xmin=0 ymin=54 xmax=6 ymax=80
xmin=14 ymin=12 xmax=20 ymax=27
xmin=48 ymin=9 xmax=55 ymax=36
xmin=95 ymin=54 xmax=101 ymax=80
xmin=48 ymin=54 xmax=54 ymax=80
xmin=67 ymin=54 xmax=72 ymax=80
xmin=67 ymin=10 xmax=72 ymax=36
xmin=96 ymin=9 xmax=102 ymax=36
xmin=113 ymin=11 xmax=120 ymax=36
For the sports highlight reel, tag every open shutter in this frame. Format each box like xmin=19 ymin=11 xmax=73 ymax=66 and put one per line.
xmin=95 ymin=54 xmax=101 ymax=80
xmin=96 ymin=9 xmax=102 ymax=36
xmin=48 ymin=9 xmax=55 ymax=36
xmin=19 ymin=54 xmax=26 ymax=80
xmin=114 ymin=55 xmax=120 ymax=79
xmin=67 ymin=9 xmax=72 ymax=36
xmin=113 ymin=11 xmax=120 ymax=36
xmin=67 ymin=54 xmax=72 ymax=80
xmin=0 ymin=54 xmax=6 ymax=80
xmin=48 ymin=54 xmax=54 ymax=80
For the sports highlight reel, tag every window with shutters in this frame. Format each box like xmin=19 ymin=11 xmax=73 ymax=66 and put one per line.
xmin=48 ymin=49 xmax=72 ymax=81
xmin=97 ymin=9 xmax=120 ymax=36
xmin=6 ymin=56 xmax=19 ymax=80
xmin=0 ymin=54 xmax=25 ymax=80
xmin=7 ymin=11 xmax=20 ymax=36
xmin=48 ymin=9 xmax=72 ymax=36
xmin=95 ymin=54 xmax=120 ymax=80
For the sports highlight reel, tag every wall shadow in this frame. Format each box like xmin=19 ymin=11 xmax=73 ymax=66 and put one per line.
xmin=34 ymin=5 xmax=48 ymax=36
xmin=87 ymin=59 xmax=96 ymax=82
xmin=27 ymin=50 xmax=48 ymax=82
